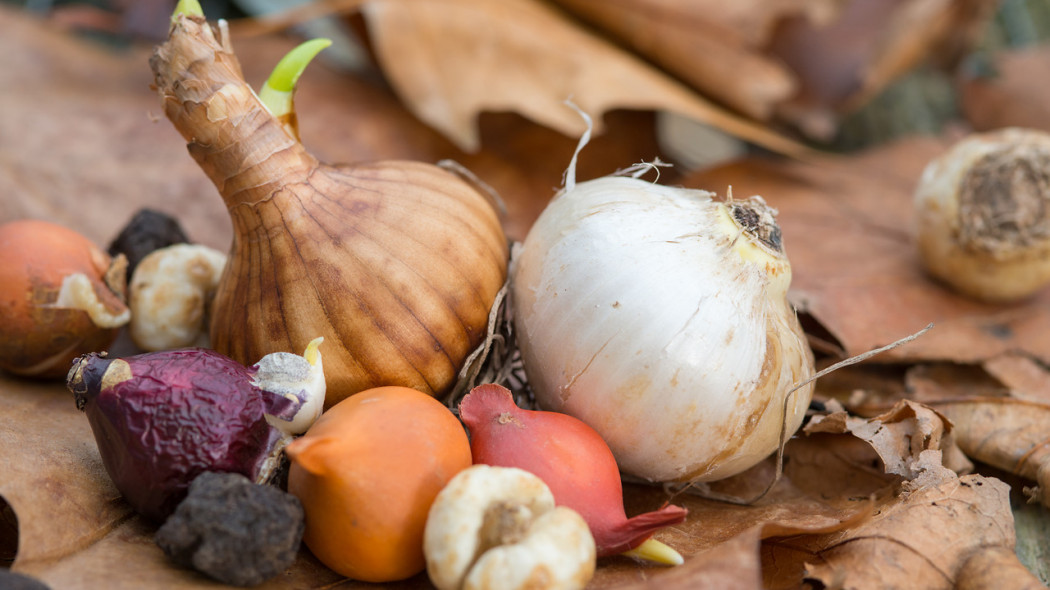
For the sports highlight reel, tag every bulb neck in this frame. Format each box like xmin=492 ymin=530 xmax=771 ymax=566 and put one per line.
xmin=715 ymin=197 xmax=791 ymax=298
xmin=727 ymin=197 xmax=783 ymax=256
xmin=151 ymin=15 xmax=318 ymax=209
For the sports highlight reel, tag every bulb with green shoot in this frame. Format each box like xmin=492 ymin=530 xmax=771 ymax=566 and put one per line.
xmin=150 ymin=4 xmax=509 ymax=407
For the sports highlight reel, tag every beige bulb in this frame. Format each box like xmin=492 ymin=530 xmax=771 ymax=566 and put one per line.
xmin=914 ymin=128 xmax=1050 ymax=303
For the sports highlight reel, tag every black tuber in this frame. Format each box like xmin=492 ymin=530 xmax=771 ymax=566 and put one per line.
xmin=155 ymin=471 xmax=305 ymax=587
xmin=107 ymin=208 xmax=190 ymax=276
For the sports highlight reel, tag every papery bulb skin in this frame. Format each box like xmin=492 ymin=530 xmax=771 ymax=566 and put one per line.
xmin=914 ymin=127 xmax=1050 ymax=303
xmin=512 ymin=178 xmax=815 ymax=483
xmin=66 ymin=346 xmax=320 ymax=522
xmin=150 ymin=15 xmax=508 ymax=407
xmin=459 ymin=384 xmax=687 ymax=557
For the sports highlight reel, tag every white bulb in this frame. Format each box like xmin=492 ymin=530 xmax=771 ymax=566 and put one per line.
xmin=512 ymin=176 xmax=814 ymax=483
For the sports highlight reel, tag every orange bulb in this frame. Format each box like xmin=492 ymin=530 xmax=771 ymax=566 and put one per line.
xmin=0 ymin=219 xmax=128 ymax=378
xmin=286 ymin=386 xmax=472 ymax=582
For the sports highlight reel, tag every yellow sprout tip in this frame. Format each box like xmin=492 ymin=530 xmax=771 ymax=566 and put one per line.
xmin=171 ymin=0 xmax=204 ymax=22
xmin=258 ymin=38 xmax=331 ymax=120
xmin=304 ymin=337 xmax=324 ymax=366
xmin=621 ymin=538 xmax=684 ymax=567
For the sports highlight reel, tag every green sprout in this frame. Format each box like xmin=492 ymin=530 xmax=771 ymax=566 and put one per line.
xmin=258 ymin=38 xmax=333 ymax=120
xmin=171 ymin=0 xmax=205 ymax=23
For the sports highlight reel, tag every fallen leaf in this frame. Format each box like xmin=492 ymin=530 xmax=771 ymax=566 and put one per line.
xmin=237 ymin=0 xmax=814 ymax=158
xmin=818 ymin=367 xmax=1050 ymax=506
xmin=956 ymin=545 xmax=1049 ymax=590
xmin=546 ymin=0 xmax=831 ymax=121
xmin=960 ymin=45 xmax=1050 ymax=132
xmin=16 ymin=516 xmax=344 ymax=590
xmin=811 ymin=363 xmax=911 ymax=410
xmin=929 ymin=398 xmax=1050 ymax=487
xmin=983 ymin=352 xmax=1050 ymax=404
xmin=549 ymin=0 xmax=994 ymax=140
xmin=683 ymin=137 xmax=1050 ymax=366
xmin=804 ymin=399 xmax=966 ymax=478
xmin=772 ymin=456 xmax=1016 ymax=590
xmin=597 ymin=433 xmax=898 ymax=588
xmin=605 ymin=527 xmax=765 ymax=590
xmin=820 ymin=362 xmax=1009 ymax=416
xmin=0 ymin=8 xmax=229 ymax=251
xmin=0 ymin=379 xmax=132 ymax=570
xmin=769 ymin=0 xmax=996 ymax=139
xmin=905 ymin=363 xmax=1010 ymax=403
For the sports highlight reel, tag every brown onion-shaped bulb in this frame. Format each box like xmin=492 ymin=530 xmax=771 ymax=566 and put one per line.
xmin=149 ymin=14 xmax=508 ymax=405
xmin=0 ymin=219 xmax=129 ymax=378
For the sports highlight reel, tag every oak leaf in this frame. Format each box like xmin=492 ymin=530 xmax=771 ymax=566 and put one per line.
xmin=956 ymin=546 xmax=1049 ymax=590
xmin=930 ymin=397 xmax=1050 ymax=508
xmin=550 ymin=0 xmax=995 ymax=140
xmin=238 ymin=0 xmax=813 ymax=157
xmin=982 ymin=353 xmax=1050 ymax=404
xmin=791 ymin=457 xmax=1017 ymax=590
xmin=805 ymin=399 xmax=971 ymax=478
xmin=546 ymin=0 xmax=836 ymax=121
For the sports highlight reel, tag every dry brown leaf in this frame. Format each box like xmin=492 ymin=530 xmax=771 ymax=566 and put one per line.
xmin=811 ymin=363 xmax=911 ymax=410
xmin=547 ymin=0 xmax=839 ymax=121
xmin=605 ymin=527 xmax=765 ymax=590
xmin=550 ymin=0 xmax=994 ymax=139
xmin=983 ymin=353 xmax=1050 ymax=404
xmin=0 ymin=11 xmax=228 ymax=251
xmin=237 ymin=0 xmax=814 ymax=158
xmin=960 ymin=45 xmax=1050 ymax=133
xmin=823 ymin=362 xmax=1008 ymax=415
xmin=770 ymin=0 xmax=996 ymax=139
xmin=594 ymin=433 xmax=899 ymax=588
xmin=769 ymin=454 xmax=1016 ymax=590
xmin=804 ymin=399 xmax=970 ymax=477
xmin=359 ymin=0 xmax=813 ymax=156
xmin=956 ymin=545 xmax=1049 ymax=590
xmin=929 ymin=398 xmax=1050 ymax=505
xmin=0 ymin=379 xmax=132 ymax=570
xmin=906 ymin=363 xmax=1010 ymax=402
xmin=683 ymin=137 xmax=1050 ymax=366
xmin=861 ymin=359 xmax=1050 ymax=410
xmin=16 ymin=516 xmax=344 ymax=590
